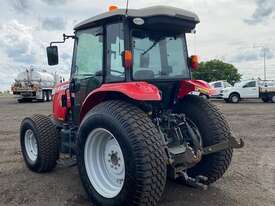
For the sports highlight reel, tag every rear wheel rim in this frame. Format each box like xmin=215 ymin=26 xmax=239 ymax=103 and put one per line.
xmin=232 ymin=95 xmax=239 ymax=103
xmin=84 ymin=128 xmax=125 ymax=198
xmin=24 ymin=129 xmax=38 ymax=162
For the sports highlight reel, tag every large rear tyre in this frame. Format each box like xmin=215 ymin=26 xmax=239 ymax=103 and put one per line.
xmin=175 ymin=95 xmax=233 ymax=184
xmin=77 ymin=100 xmax=167 ymax=206
xmin=20 ymin=114 xmax=59 ymax=172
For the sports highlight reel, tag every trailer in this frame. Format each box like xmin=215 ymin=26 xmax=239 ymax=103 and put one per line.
xmin=222 ymin=80 xmax=275 ymax=103
xmin=11 ymin=69 xmax=56 ymax=103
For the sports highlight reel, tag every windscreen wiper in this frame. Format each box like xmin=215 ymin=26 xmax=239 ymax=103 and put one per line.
xmin=142 ymin=40 xmax=159 ymax=56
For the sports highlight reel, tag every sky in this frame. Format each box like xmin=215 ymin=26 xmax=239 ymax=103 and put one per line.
xmin=0 ymin=0 xmax=275 ymax=91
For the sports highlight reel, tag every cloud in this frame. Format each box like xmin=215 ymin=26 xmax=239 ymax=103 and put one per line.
xmin=230 ymin=51 xmax=258 ymax=63
xmin=0 ymin=20 xmax=42 ymax=64
xmin=259 ymin=47 xmax=274 ymax=59
xmin=60 ymin=52 xmax=71 ymax=60
xmin=41 ymin=17 xmax=67 ymax=31
xmin=9 ymin=0 xmax=31 ymax=14
xmin=41 ymin=0 xmax=70 ymax=6
xmin=244 ymin=0 xmax=275 ymax=25
xmin=230 ymin=48 xmax=274 ymax=63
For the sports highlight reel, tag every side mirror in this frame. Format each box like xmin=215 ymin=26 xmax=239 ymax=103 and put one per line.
xmin=189 ymin=55 xmax=199 ymax=71
xmin=46 ymin=46 xmax=59 ymax=66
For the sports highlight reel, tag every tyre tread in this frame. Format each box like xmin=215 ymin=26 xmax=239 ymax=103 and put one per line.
xmin=177 ymin=95 xmax=233 ymax=184
xmin=81 ymin=100 xmax=167 ymax=206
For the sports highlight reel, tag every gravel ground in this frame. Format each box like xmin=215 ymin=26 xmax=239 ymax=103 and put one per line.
xmin=0 ymin=96 xmax=275 ymax=206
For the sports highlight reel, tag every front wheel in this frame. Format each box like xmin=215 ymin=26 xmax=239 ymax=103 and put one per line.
xmin=229 ymin=93 xmax=240 ymax=103
xmin=77 ymin=100 xmax=167 ymax=206
xmin=175 ymin=95 xmax=233 ymax=184
xmin=20 ymin=114 xmax=59 ymax=172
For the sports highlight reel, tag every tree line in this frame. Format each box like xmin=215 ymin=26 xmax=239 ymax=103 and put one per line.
xmin=192 ymin=59 xmax=241 ymax=85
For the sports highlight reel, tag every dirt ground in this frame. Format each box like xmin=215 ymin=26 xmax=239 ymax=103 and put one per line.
xmin=0 ymin=96 xmax=275 ymax=206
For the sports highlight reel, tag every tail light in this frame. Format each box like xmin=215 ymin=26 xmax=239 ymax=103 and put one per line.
xmin=109 ymin=5 xmax=118 ymax=12
xmin=122 ymin=50 xmax=133 ymax=69
xmin=190 ymin=55 xmax=199 ymax=70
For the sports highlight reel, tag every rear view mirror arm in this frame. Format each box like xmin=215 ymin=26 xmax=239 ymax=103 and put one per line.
xmin=50 ymin=34 xmax=76 ymax=46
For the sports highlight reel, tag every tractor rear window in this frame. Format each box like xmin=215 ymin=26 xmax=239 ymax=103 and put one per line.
xmin=132 ymin=30 xmax=190 ymax=80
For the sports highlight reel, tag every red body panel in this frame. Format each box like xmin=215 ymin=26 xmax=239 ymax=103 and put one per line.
xmin=52 ymin=80 xmax=211 ymax=122
xmin=52 ymin=81 xmax=69 ymax=121
xmin=79 ymin=82 xmax=161 ymax=121
xmin=178 ymin=80 xmax=212 ymax=98
xmin=84 ymin=82 xmax=161 ymax=101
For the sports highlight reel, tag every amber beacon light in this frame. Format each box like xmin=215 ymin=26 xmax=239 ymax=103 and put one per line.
xmin=109 ymin=5 xmax=119 ymax=12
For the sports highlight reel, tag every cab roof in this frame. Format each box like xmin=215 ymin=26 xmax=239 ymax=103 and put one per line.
xmin=74 ymin=6 xmax=200 ymax=30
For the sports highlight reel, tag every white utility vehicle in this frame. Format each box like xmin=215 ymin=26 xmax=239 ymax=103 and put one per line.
xmin=222 ymin=80 xmax=275 ymax=103
xmin=209 ymin=80 xmax=232 ymax=98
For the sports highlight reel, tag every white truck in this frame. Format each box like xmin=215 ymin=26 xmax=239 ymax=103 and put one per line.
xmin=222 ymin=80 xmax=275 ymax=103
xmin=209 ymin=80 xmax=232 ymax=98
xmin=11 ymin=69 xmax=56 ymax=103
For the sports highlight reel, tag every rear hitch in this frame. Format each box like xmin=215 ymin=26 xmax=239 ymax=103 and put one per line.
xmin=178 ymin=171 xmax=208 ymax=190
xmin=229 ymin=135 xmax=245 ymax=149
xmin=57 ymin=156 xmax=77 ymax=168
xmin=203 ymin=134 xmax=244 ymax=155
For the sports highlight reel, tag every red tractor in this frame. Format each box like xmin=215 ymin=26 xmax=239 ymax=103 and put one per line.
xmin=20 ymin=6 xmax=244 ymax=206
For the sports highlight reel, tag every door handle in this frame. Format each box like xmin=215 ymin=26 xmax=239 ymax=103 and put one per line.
xmin=70 ymin=78 xmax=80 ymax=92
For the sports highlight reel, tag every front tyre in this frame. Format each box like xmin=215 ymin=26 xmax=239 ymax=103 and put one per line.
xmin=229 ymin=93 xmax=240 ymax=103
xmin=175 ymin=95 xmax=233 ymax=184
xmin=77 ymin=101 xmax=167 ymax=206
xmin=20 ymin=114 xmax=59 ymax=172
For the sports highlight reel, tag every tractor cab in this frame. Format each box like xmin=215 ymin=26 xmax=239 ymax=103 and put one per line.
xmin=47 ymin=5 xmax=200 ymax=122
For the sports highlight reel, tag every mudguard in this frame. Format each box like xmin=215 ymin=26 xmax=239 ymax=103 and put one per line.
xmin=52 ymin=81 xmax=70 ymax=121
xmin=80 ymin=82 xmax=161 ymax=121
xmin=177 ymin=80 xmax=213 ymax=98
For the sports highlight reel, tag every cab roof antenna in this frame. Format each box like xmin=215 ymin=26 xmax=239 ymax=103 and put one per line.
xmin=125 ymin=0 xmax=129 ymax=16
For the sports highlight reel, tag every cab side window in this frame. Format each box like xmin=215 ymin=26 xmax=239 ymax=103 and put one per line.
xmin=244 ymin=81 xmax=256 ymax=88
xmin=74 ymin=27 xmax=103 ymax=77
xmin=106 ymin=23 xmax=124 ymax=82
xmin=214 ymin=82 xmax=222 ymax=88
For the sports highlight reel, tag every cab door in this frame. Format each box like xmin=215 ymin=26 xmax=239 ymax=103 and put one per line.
xmin=241 ymin=81 xmax=258 ymax=98
xmin=70 ymin=26 xmax=104 ymax=123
